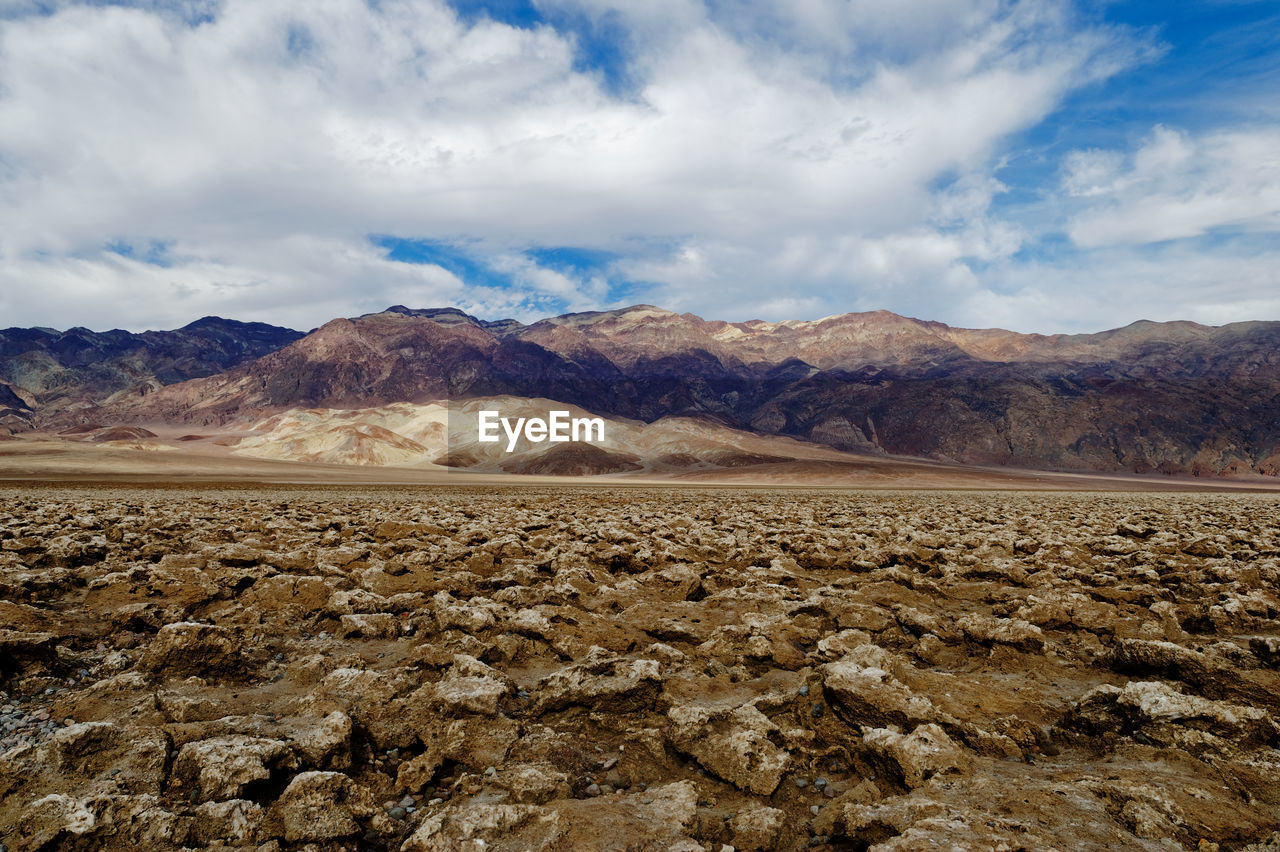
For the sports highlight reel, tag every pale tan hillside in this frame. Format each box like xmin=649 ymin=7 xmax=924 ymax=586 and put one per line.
xmin=229 ymin=397 xmax=866 ymax=473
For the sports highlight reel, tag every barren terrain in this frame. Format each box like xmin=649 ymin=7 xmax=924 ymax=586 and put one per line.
xmin=6 ymin=431 xmax=1280 ymax=492
xmin=10 ymin=306 xmax=1280 ymax=479
xmin=2 ymin=485 xmax=1279 ymax=851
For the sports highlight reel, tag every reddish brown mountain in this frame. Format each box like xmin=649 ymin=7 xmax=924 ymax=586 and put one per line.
xmin=18 ymin=304 xmax=1280 ymax=477
xmin=0 ymin=316 xmax=304 ymax=429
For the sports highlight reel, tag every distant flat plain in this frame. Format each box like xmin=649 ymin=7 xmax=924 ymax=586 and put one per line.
xmin=3 ymin=431 xmax=1279 ymax=491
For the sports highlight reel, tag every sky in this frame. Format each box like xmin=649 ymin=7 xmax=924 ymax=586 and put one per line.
xmin=0 ymin=0 xmax=1277 ymax=333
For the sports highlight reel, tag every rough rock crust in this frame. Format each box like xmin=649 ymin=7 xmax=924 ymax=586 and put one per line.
xmin=1 ymin=486 xmax=1278 ymax=851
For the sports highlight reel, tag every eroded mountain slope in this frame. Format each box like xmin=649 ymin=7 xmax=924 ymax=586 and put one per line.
xmin=19 ymin=305 xmax=1280 ymax=477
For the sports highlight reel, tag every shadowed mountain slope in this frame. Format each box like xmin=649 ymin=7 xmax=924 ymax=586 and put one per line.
xmin=0 ymin=316 xmax=304 ymax=427
xmin=16 ymin=305 xmax=1280 ymax=477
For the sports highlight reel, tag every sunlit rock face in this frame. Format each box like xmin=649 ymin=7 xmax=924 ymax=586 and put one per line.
xmin=12 ymin=304 xmax=1280 ymax=476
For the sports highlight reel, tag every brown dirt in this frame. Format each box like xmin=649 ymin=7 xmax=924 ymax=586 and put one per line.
xmin=5 ymin=434 xmax=1280 ymax=492
xmin=1 ymin=485 xmax=1279 ymax=851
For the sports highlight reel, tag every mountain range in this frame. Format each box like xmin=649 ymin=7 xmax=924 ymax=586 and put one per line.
xmin=4 ymin=304 xmax=1279 ymax=478
xmin=0 ymin=316 xmax=303 ymax=431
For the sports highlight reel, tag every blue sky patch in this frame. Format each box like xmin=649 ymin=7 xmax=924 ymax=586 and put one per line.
xmin=988 ymin=0 xmax=1280 ymax=252
xmin=448 ymin=0 xmax=543 ymax=30
xmin=373 ymin=236 xmax=512 ymax=290
xmin=448 ymin=0 xmax=634 ymax=95
xmin=106 ymin=239 xmax=173 ymax=267
xmin=285 ymin=22 xmax=315 ymax=58
xmin=374 ymin=236 xmax=653 ymax=314
xmin=524 ymin=245 xmax=620 ymax=275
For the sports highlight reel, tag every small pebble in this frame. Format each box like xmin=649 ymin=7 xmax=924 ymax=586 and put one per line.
xmin=810 ymin=703 xmax=824 ymax=718
xmin=601 ymin=757 xmax=618 ymax=770
xmin=586 ymin=783 xmax=601 ymax=797
xmin=398 ymin=795 xmax=415 ymax=808
xmin=483 ymin=766 xmax=496 ymax=777
xmin=794 ymin=778 xmax=809 ymax=789
xmin=798 ymin=684 xmax=810 ymax=696
xmin=810 ymin=805 xmax=821 ymax=815
xmin=428 ymin=798 xmax=443 ymax=806
xmin=813 ymin=777 xmax=827 ymax=790
xmin=389 ymin=807 xmax=406 ymax=820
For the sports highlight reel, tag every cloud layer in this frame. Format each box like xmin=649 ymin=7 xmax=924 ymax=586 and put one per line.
xmin=0 ymin=0 xmax=1276 ymax=332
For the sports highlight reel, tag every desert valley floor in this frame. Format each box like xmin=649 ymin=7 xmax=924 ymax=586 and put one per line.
xmin=2 ymin=485 xmax=1279 ymax=851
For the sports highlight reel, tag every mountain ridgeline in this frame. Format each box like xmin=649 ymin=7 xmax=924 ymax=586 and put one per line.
xmin=0 ymin=316 xmax=305 ymax=431
xmin=7 ymin=304 xmax=1280 ymax=477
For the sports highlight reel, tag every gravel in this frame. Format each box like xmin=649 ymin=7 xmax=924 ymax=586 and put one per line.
xmin=0 ymin=700 xmax=64 ymax=753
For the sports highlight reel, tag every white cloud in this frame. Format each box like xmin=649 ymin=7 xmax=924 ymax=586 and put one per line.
xmin=1064 ymin=124 xmax=1280 ymax=248
xmin=0 ymin=234 xmax=484 ymax=330
xmin=0 ymin=0 xmax=1231 ymax=334
xmin=486 ymin=252 xmax=609 ymax=311
xmin=950 ymin=239 xmax=1280 ymax=333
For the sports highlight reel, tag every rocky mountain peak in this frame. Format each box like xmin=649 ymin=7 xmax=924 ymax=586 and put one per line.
xmin=374 ymin=305 xmax=526 ymax=337
xmin=5 ymin=304 xmax=1280 ymax=478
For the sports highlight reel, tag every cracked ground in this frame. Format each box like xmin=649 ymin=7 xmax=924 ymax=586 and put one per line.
xmin=2 ymin=485 xmax=1279 ymax=851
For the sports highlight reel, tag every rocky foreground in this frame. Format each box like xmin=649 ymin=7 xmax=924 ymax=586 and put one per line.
xmin=1 ymin=486 xmax=1279 ymax=851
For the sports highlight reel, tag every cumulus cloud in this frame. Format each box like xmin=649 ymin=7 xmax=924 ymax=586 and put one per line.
xmin=955 ymin=241 xmax=1280 ymax=332
xmin=0 ymin=235 xmax=478 ymax=331
xmin=1 ymin=0 xmax=1262 ymax=334
xmin=1063 ymin=124 xmax=1280 ymax=248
